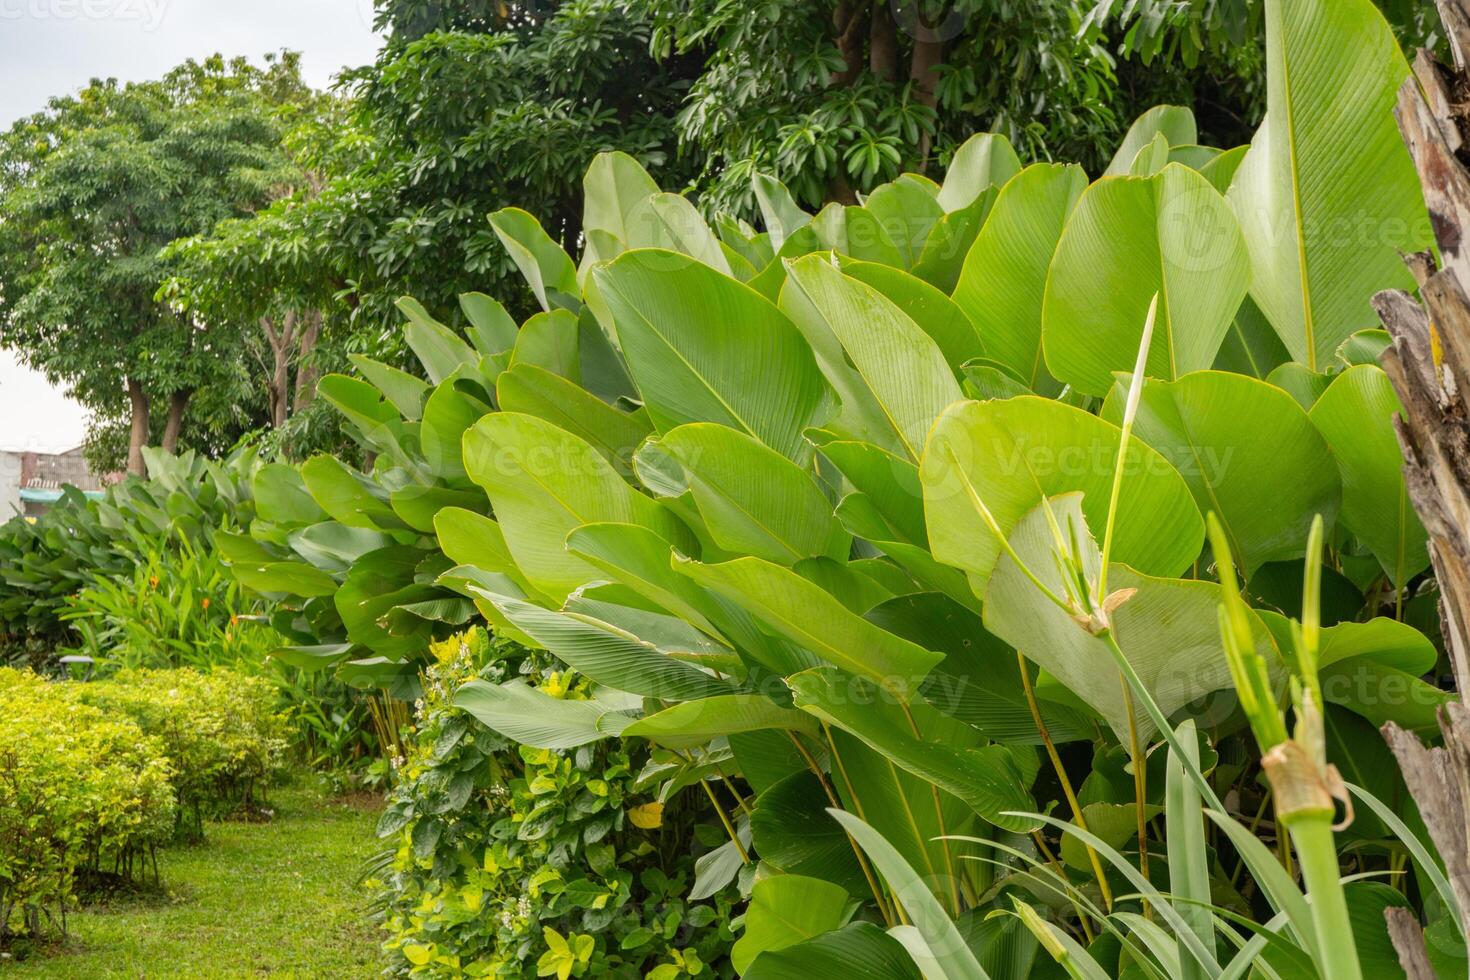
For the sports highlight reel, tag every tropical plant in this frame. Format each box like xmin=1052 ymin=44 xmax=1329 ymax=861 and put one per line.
xmin=228 ymin=0 xmax=1464 ymax=973
xmin=370 ymin=628 xmax=739 ymax=978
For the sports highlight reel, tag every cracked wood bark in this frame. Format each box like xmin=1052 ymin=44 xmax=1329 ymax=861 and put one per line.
xmin=1373 ymin=1 xmax=1470 ymax=969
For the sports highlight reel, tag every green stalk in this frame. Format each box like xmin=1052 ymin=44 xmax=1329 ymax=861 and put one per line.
xmin=1290 ymin=817 xmax=1362 ymax=980
xmin=1100 ymin=630 xmax=1225 ymax=812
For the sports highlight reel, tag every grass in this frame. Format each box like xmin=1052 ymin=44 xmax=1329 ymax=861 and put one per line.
xmin=4 ymin=776 xmax=384 ymax=978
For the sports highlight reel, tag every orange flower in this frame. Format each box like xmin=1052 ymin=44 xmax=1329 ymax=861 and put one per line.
xmin=149 ymin=576 xmax=159 ymax=589
xmin=201 ymin=598 xmax=211 ymax=610
xmin=230 ymin=615 xmax=239 ymax=626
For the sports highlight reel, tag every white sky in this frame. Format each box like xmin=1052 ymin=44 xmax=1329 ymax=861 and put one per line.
xmin=0 ymin=0 xmax=383 ymax=452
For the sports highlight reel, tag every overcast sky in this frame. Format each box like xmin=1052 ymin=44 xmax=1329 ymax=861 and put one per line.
xmin=0 ymin=0 xmax=383 ymax=452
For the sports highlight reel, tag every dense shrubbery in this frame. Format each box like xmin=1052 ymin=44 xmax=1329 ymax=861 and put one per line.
xmin=0 ymin=670 xmax=176 ymax=946
xmin=372 ymin=629 xmax=739 ymax=978
xmin=0 ymin=663 xmax=286 ymax=949
xmin=75 ymin=669 xmax=288 ymax=836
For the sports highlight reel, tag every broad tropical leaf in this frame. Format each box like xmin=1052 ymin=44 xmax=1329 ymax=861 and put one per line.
xmin=952 ymin=163 xmax=1086 ymax=393
xmin=1226 ymin=0 xmax=1431 ymax=369
xmin=1101 ymin=370 xmax=1340 ymax=573
xmin=922 ymin=397 xmax=1204 ymax=595
xmin=1043 ymin=163 xmax=1249 ymax=395
xmin=593 ymin=249 xmax=832 ymax=462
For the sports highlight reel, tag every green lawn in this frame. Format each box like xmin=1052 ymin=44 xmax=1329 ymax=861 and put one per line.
xmin=6 ymin=778 xmax=384 ymax=978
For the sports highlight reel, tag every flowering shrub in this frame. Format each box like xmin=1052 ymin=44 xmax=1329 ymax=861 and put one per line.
xmin=0 ymin=669 xmax=175 ymax=947
xmin=371 ymin=629 xmax=739 ymax=978
xmin=75 ymin=668 xmax=288 ymax=836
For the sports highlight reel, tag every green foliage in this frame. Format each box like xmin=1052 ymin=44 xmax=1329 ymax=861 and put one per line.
xmin=74 ymin=669 xmax=288 ymax=837
xmin=61 ymin=537 xmax=279 ymax=672
xmin=0 ymin=670 xmax=176 ymax=946
xmin=0 ymin=448 xmax=263 ymax=670
xmin=0 ymin=54 xmax=316 ymax=467
xmin=224 ymin=0 xmax=1462 ymax=975
xmin=371 ymin=629 xmax=738 ymax=977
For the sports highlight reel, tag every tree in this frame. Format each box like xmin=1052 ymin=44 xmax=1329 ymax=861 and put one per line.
xmin=0 ymin=54 xmax=312 ymax=475
xmin=285 ymin=0 xmax=701 ymax=337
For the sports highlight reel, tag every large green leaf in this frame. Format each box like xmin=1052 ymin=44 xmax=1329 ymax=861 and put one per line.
xmin=921 ymin=397 xmax=1204 ymax=595
xmin=478 ymin=592 xmax=730 ymax=701
xmin=983 ymin=494 xmax=1279 ymax=745
xmin=348 ymin=355 xmax=430 ymax=421
xmin=731 ymin=875 xmax=855 ymax=973
xmin=661 ymin=423 xmax=848 ymax=565
xmin=1226 ymin=0 xmax=1430 ymax=369
xmin=463 ymin=412 xmax=688 ymax=602
xmin=495 ymin=363 xmax=650 ymax=478
xmin=397 ymin=297 xmax=478 ymax=385
xmin=488 ymin=207 xmax=580 ymax=312
xmin=1308 ymin=365 xmax=1429 ymax=586
xmin=1100 ymin=370 xmax=1340 ymax=573
xmin=301 ymin=456 xmax=410 ymax=532
xmin=622 ymin=694 xmax=819 ymax=748
xmin=753 ymin=172 xmax=812 ymax=251
xmin=952 ymin=163 xmax=1086 ymax=393
xmin=252 ymin=463 xmax=327 ymax=526
xmin=577 ymin=150 xmax=661 ymax=278
xmin=782 ymin=255 xmax=962 ymax=462
xmin=749 ymin=771 xmax=868 ymax=893
xmin=646 ymin=192 xmax=732 ymax=275
xmin=420 ymin=382 xmax=486 ymax=483
xmin=1043 ymin=163 xmax=1249 ymax=396
xmin=866 ymin=592 xmax=1095 ymax=745
xmin=454 ymin=679 xmax=634 ymax=749
xmin=838 ymin=259 xmax=984 ymax=371
xmin=1105 ymin=105 xmax=1197 ymax=177
xmin=744 ymin=922 xmax=923 ymax=979
xmin=937 ymin=133 xmax=1021 ymax=212
xmin=676 ymin=556 xmax=942 ymax=696
xmin=791 ymin=668 xmax=1035 ymax=834
xmin=592 ymin=250 xmax=831 ymax=462
xmin=827 ymin=726 xmax=983 ymax=908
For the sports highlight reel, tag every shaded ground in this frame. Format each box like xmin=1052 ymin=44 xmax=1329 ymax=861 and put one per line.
xmin=5 ymin=778 xmax=383 ymax=978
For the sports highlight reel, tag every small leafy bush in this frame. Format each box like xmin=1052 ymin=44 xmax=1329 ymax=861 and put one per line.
xmin=0 ymin=669 xmax=175 ymax=947
xmin=371 ymin=630 xmax=738 ymax=979
xmin=75 ymin=668 xmax=288 ymax=836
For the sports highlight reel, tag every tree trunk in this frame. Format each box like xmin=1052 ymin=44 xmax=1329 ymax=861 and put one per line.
xmin=125 ymin=377 xmax=149 ymax=478
xmin=869 ymin=1 xmax=899 ymax=81
xmin=293 ymin=310 xmax=323 ymax=411
xmin=1371 ymin=1 xmax=1470 ymax=968
xmin=908 ymin=16 xmax=945 ymax=166
xmin=160 ymin=389 xmax=191 ymax=454
xmin=262 ymin=312 xmax=296 ymax=428
xmin=831 ymin=2 xmax=867 ymax=87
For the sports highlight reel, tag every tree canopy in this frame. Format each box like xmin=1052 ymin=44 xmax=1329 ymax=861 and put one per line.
xmin=0 ymin=54 xmax=313 ymax=474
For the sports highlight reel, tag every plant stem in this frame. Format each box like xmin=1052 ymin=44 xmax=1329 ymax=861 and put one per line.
xmin=1019 ymin=651 xmax=1113 ymax=911
xmin=788 ymin=730 xmax=895 ymax=927
xmin=698 ymin=778 xmax=749 ymax=864
xmin=1099 ymin=631 xmax=1225 ymax=812
xmin=1119 ymin=671 xmax=1150 ymax=911
xmin=898 ymin=699 xmax=962 ymax=919
xmin=1290 ymin=817 xmax=1362 ymax=980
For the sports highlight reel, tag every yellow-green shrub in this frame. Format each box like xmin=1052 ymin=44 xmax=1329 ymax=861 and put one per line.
xmin=0 ymin=669 xmax=175 ymax=945
xmin=75 ymin=668 xmax=288 ymax=836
